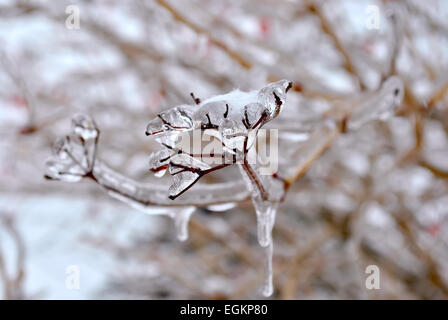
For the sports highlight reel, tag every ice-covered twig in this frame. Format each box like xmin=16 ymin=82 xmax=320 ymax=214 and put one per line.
xmin=44 ymin=76 xmax=404 ymax=296
xmin=44 ymin=114 xmax=249 ymax=207
xmin=306 ymin=2 xmax=366 ymax=90
xmin=44 ymin=114 xmax=249 ymax=241
xmin=92 ymin=161 xmax=249 ymax=207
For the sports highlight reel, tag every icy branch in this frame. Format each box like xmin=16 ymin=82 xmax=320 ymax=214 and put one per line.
xmin=44 ymin=77 xmax=403 ymax=296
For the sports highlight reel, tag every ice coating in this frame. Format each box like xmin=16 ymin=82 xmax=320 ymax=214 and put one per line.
xmin=108 ymin=188 xmax=195 ymax=241
xmin=145 ymin=105 xmax=195 ymax=136
xmin=46 ymin=137 xmax=90 ymax=181
xmin=46 ymin=81 xmax=292 ymax=298
xmin=169 ymin=153 xmax=211 ymax=173
xmin=168 ymin=171 xmax=201 ymax=199
xmin=145 ymin=80 xmax=292 ymax=202
xmin=258 ymin=80 xmax=291 ymax=120
xmin=144 ymin=81 xmax=292 ymax=296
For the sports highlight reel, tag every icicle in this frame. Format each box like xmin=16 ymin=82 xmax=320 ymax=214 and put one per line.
xmin=171 ymin=207 xmax=195 ymax=241
xmin=249 ymin=190 xmax=277 ymax=298
xmin=252 ymin=198 xmax=278 ymax=248
xmin=262 ymin=241 xmax=274 ymax=297
xmin=237 ymin=161 xmax=279 ymax=296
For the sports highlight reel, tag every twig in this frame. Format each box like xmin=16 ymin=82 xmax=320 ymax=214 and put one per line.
xmin=156 ymin=0 xmax=252 ymax=69
xmin=306 ymin=2 xmax=366 ymax=90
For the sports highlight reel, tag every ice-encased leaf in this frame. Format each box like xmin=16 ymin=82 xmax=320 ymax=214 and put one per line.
xmin=193 ymin=101 xmax=229 ymax=129
xmin=148 ymin=148 xmax=174 ymax=177
xmin=169 ymin=153 xmax=211 ymax=174
xmin=145 ymin=105 xmax=194 ymax=136
xmin=168 ymin=171 xmax=201 ymax=199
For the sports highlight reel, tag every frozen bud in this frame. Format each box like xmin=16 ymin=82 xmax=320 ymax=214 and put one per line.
xmin=72 ymin=113 xmax=99 ymax=141
xmin=45 ymin=136 xmax=87 ymax=182
xmin=258 ymin=80 xmax=292 ymax=120
xmin=348 ymin=76 xmax=404 ymax=131
xmin=45 ymin=114 xmax=100 ymax=181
